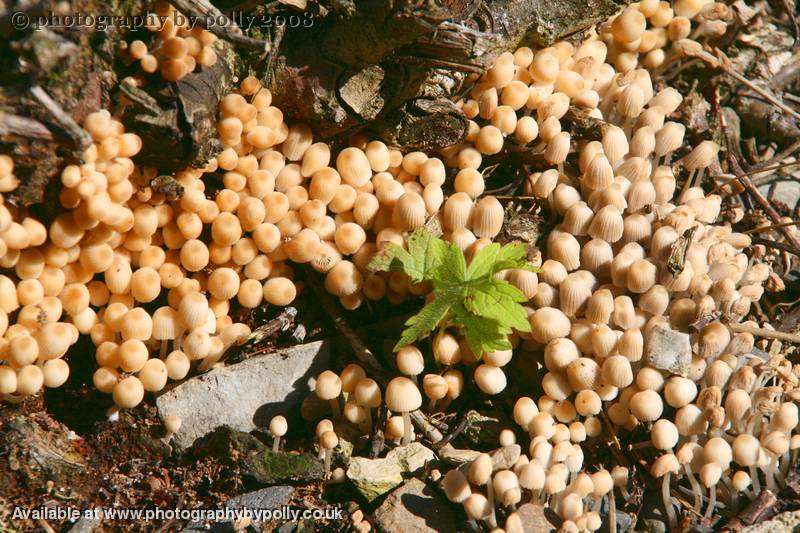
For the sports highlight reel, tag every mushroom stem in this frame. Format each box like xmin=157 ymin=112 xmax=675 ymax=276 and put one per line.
xmin=609 ymin=490 xmax=618 ymax=533
xmin=323 ymin=449 xmax=332 ymax=478
xmin=662 ymin=473 xmax=677 ymax=532
xmin=749 ymin=465 xmax=761 ymax=495
xmin=428 ymin=398 xmax=437 ymax=412
xmin=159 ymin=339 xmax=169 ymax=359
xmin=592 ymin=495 xmax=602 ymax=513
xmin=272 ymin=435 xmax=281 ymax=453
xmin=684 ymin=463 xmax=703 ymax=510
xmin=485 ymin=482 xmax=497 ymax=529
xmin=703 ymin=483 xmax=716 ymax=521
xmin=329 ymin=398 xmax=341 ymax=420
xmin=364 ymin=407 xmax=373 ymax=436
xmin=619 ymin=486 xmax=630 ymax=502
xmin=401 ymin=411 xmax=412 ymax=446
xmin=781 ymin=451 xmax=791 ymax=478
xmin=531 ymin=489 xmax=541 ymax=504
xmin=765 ymin=454 xmax=779 ymax=492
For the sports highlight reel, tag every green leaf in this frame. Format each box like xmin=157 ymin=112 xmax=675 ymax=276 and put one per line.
xmin=432 ymin=241 xmax=467 ymax=288
xmin=452 ymin=303 xmax=512 ymax=356
xmin=466 ymin=242 xmax=535 ymax=280
xmin=394 ymin=291 xmax=459 ymax=350
xmin=368 ymin=228 xmax=449 ymax=284
xmin=464 ymin=278 xmax=531 ymax=333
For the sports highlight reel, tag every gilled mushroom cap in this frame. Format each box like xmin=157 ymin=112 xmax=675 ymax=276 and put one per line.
xmin=463 ymin=493 xmax=492 ymax=520
xmin=385 ymin=376 xmax=422 ymax=413
xmin=468 ymin=453 xmax=493 ymax=485
xmin=732 ymin=433 xmax=760 ymax=466
xmin=314 ymin=370 xmax=342 ymax=401
xmin=354 ymin=377 xmax=382 ymax=408
xmin=442 ymin=469 xmax=471 ymax=503
xmin=651 ymin=453 xmax=680 ymax=477
xmin=320 ymin=430 xmax=339 ymax=450
xmin=152 ymin=306 xmax=179 ymax=340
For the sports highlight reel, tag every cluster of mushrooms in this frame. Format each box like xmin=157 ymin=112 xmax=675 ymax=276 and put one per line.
xmin=125 ymin=0 xmax=219 ymax=82
xmin=0 ymin=0 xmax=797 ymax=531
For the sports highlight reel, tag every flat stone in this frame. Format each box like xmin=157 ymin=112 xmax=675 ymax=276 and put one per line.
xmin=438 ymin=444 xmax=481 ymax=465
xmin=243 ymin=450 xmax=324 ymax=484
xmin=372 ymin=478 xmax=457 ymax=533
xmin=515 ymin=503 xmax=556 ymax=533
xmin=741 ymin=510 xmax=800 ymax=532
xmin=439 ymin=444 xmax=520 ymax=470
xmin=644 ymin=326 xmax=692 ymax=376
xmin=156 ymin=341 xmax=330 ymax=450
xmin=490 ymin=444 xmax=521 ymax=470
xmin=182 ymin=486 xmax=294 ymax=532
xmin=67 ymin=516 xmax=101 ymax=533
xmin=347 ymin=457 xmax=403 ymax=502
xmin=386 ymin=443 xmax=435 ymax=474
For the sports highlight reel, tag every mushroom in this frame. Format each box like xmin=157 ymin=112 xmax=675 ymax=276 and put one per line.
xmin=385 ymin=377 xmax=422 ymax=446
xmin=163 ymin=414 xmax=182 ymax=444
xmin=353 ymin=378 xmax=382 ymax=434
xmin=422 ymin=374 xmax=448 ymax=412
xmin=700 ymin=461 xmax=722 ymax=520
xmin=269 ymin=415 xmax=288 ymax=452
xmin=468 ymin=454 xmax=497 ymax=528
xmin=315 ymin=370 xmax=343 ymax=419
xmin=320 ymin=430 xmax=338 ymax=478
xmin=651 ymin=453 xmax=680 ymax=530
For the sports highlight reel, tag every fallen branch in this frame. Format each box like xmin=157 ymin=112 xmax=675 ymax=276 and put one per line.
xmin=0 ymin=112 xmax=54 ymax=141
xmin=728 ymin=323 xmax=800 ymax=344
xmin=168 ymin=0 xmax=270 ymax=51
xmin=29 ymin=86 xmax=92 ymax=152
xmin=751 ymin=237 xmax=800 ymax=256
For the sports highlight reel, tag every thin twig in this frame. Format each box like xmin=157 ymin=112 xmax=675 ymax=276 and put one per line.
xmin=710 ymin=161 xmax=800 ymax=192
xmin=752 ymin=237 xmax=800 ymax=256
xmin=728 ymin=155 xmax=800 ymax=250
xmin=29 ymin=86 xmax=92 ymax=152
xmin=743 ymin=220 xmax=800 ymax=234
xmin=168 ymin=0 xmax=270 ymax=51
xmin=713 ymin=48 xmax=800 ymax=122
xmin=728 ymin=323 xmax=800 ymax=344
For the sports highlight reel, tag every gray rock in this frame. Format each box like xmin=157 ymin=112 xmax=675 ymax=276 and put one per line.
xmin=514 ymin=503 xmax=556 ymax=533
xmin=347 ymin=456 xmax=404 ymax=502
xmin=490 ymin=444 xmax=522 ymax=470
xmin=68 ymin=516 xmax=101 ymax=533
xmin=182 ymin=486 xmax=294 ymax=532
xmin=156 ymin=341 xmax=330 ymax=450
xmin=644 ymin=326 xmax=692 ymax=376
xmin=386 ymin=443 xmax=435 ymax=474
xmin=225 ymin=485 xmax=294 ymax=513
xmin=372 ymin=478 xmax=457 ymax=533
xmin=741 ymin=510 xmax=800 ymax=532
xmin=438 ymin=444 xmax=481 ymax=465
xmin=439 ymin=444 xmax=521 ymax=470
xmin=760 ymin=180 xmax=800 ymax=211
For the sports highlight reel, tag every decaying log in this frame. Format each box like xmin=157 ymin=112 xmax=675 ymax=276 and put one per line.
xmin=265 ymin=0 xmax=625 ymax=151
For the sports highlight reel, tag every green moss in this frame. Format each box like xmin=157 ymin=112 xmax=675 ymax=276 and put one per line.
xmin=243 ymin=450 xmax=324 ymax=484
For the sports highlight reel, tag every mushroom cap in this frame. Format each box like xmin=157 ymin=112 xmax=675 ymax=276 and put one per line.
xmin=354 ymin=378 xmax=382 ymax=408
xmin=269 ymin=415 xmax=288 ymax=437
xmin=468 ymin=453 xmax=493 ymax=485
xmin=385 ymin=376 xmax=422 ymax=413
xmin=152 ymin=306 xmax=179 ymax=340
xmin=474 ymin=364 xmax=507 ymax=395
xmin=442 ymin=469 xmax=471 ymax=503
xmin=320 ymin=430 xmax=339 ymax=450
xmin=396 ymin=346 xmax=425 ymax=376
xmin=314 ymin=370 xmax=342 ymax=401
xmin=651 ymin=453 xmax=680 ymax=477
